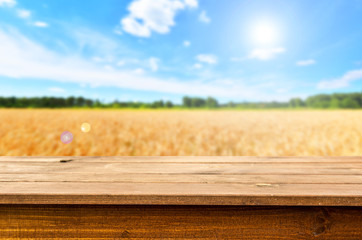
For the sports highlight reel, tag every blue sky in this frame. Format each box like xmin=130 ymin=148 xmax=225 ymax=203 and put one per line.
xmin=0 ymin=0 xmax=362 ymax=103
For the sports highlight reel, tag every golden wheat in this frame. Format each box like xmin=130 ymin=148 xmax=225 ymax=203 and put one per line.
xmin=0 ymin=109 xmax=361 ymax=156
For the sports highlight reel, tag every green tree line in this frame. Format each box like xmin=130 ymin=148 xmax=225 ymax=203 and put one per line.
xmin=0 ymin=92 xmax=362 ymax=109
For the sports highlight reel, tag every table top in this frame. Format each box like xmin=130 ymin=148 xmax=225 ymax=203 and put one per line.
xmin=0 ymin=156 xmax=361 ymax=206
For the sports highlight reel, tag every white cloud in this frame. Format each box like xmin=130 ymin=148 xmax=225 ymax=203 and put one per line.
xmin=249 ymin=47 xmax=285 ymax=60
xmin=230 ymin=57 xmax=243 ymax=62
xmin=183 ymin=40 xmax=190 ymax=47
xmin=117 ymin=60 xmax=125 ymax=66
xmin=121 ymin=0 xmax=197 ymax=37
xmin=184 ymin=0 xmax=198 ymax=8
xmin=113 ymin=26 xmax=123 ymax=35
xmin=196 ymin=54 xmax=217 ymax=64
xmin=92 ymin=57 xmax=105 ymax=62
xmin=276 ymin=88 xmax=288 ymax=93
xmin=133 ymin=68 xmax=145 ymax=74
xmin=17 ymin=9 xmax=31 ymax=19
xmin=212 ymin=79 xmax=234 ymax=85
xmin=192 ymin=63 xmax=202 ymax=69
xmin=48 ymin=87 xmax=66 ymax=93
xmin=115 ymin=58 xmax=140 ymax=67
xmin=149 ymin=57 xmax=159 ymax=71
xmin=0 ymin=0 xmax=16 ymax=7
xmin=296 ymin=59 xmax=316 ymax=66
xmin=317 ymin=69 xmax=362 ymax=89
xmin=0 ymin=26 xmax=296 ymax=101
xmin=198 ymin=10 xmax=210 ymax=23
xmin=104 ymin=65 xmax=113 ymax=71
xmin=91 ymin=56 xmax=113 ymax=63
xmin=73 ymin=28 xmax=119 ymax=56
xmin=33 ymin=21 xmax=48 ymax=28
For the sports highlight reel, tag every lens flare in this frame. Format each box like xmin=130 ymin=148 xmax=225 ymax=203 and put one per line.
xmin=81 ymin=122 xmax=91 ymax=133
xmin=60 ymin=131 xmax=73 ymax=144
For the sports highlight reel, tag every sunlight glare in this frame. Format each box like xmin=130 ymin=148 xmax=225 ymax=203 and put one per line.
xmin=252 ymin=21 xmax=278 ymax=45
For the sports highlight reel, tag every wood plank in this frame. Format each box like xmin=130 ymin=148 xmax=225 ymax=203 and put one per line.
xmin=1 ymin=173 xmax=362 ymax=184
xmin=1 ymin=205 xmax=361 ymax=239
xmin=0 ymin=157 xmax=361 ymax=206
xmin=1 ymin=162 xmax=361 ymax=175
xmin=0 ymin=182 xmax=361 ymax=205
xmin=1 ymin=156 xmax=362 ymax=163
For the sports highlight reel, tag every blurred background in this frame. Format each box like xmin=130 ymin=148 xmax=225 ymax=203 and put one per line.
xmin=0 ymin=0 xmax=362 ymax=156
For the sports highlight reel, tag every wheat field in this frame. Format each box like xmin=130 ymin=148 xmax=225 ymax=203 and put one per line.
xmin=0 ymin=109 xmax=361 ymax=156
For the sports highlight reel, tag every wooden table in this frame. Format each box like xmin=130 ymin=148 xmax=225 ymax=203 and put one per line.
xmin=0 ymin=156 xmax=361 ymax=239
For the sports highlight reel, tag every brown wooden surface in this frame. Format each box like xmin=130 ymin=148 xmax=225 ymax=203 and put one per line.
xmin=0 ymin=156 xmax=361 ymax=206
xmin=1 ymin=157 xmax=362 ymax=239
xmin=0 ymin=205 xmax=361 ymax=239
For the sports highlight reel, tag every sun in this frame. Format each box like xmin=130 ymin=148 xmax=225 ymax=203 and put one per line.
xmin=251 ymin=21 xmax=279 ymax=46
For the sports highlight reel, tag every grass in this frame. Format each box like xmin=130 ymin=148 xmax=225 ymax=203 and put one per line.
xmin=0 ymin=109 xmax=361 ymax=156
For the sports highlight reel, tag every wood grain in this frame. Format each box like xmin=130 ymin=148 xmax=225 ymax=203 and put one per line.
xmin=1 ymin=182 xmax=362 ymax=205
xmin=1 ymin=162 xmax=361 ymax=175
xmin=1 ymin=157 xmax=362 ymax=239
xmin=2 ymin=173 xmax=362 ymax=183
xmin=0 ymin=205 xmax=361 ymax=239
xmin=0 ymin=157 xmax=361 ymax=206
xmin=1 ymin=156 xmax=362 ymax=163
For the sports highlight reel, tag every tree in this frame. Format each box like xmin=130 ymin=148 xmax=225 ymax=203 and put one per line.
xmin=0 ymin=92 xmax=361 ymax=109
xmin=182 ymin=96 xmax=192 ymax=108
xmin=306 ymin=94 xmax=331 ymax=108
xmin=66 ymin=97 xmax=76 ymax=107
xmin=85 ymin=99 xmax=93 ymax=107
xmin=206 ymin=97 xmax=218 ymax=108
xmin=191 ymin=97 xmax=206 ymax=108
xmin=227 ymin=101 xmax=235 ymax=108
xmin=329 ymin=97 xmax=340 ymax=109
xmin=340 ymin=97 xmax=359 ymax=109
xmin=76 ymin=97 xmax=86 ymax=107
xmin=94 ymin=100 xmax=103 ymax=108
xmin=289 ymin=98 xmax=304 ymax=108
xmin=165 ymin=101 xmax=173 ymax=108
xmin=151 ymin=100 xmax=164 ymax=108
